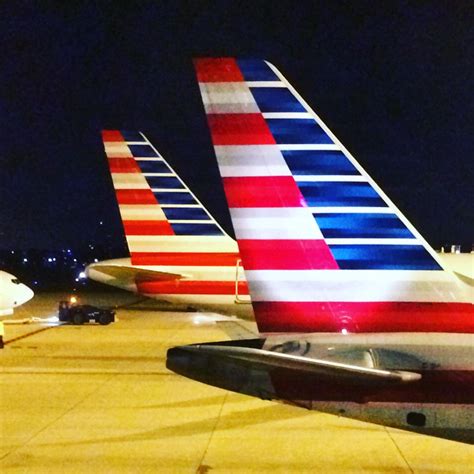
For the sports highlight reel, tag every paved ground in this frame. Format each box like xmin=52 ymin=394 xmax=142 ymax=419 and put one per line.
xmin=1 ymin=292 xmax=472 ymax=473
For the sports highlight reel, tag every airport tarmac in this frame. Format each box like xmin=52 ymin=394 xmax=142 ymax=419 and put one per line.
xmin=1 ymin=292 xmax=472 ymax=473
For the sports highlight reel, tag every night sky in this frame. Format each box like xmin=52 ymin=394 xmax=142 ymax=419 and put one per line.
xmin=0 ymin=1 xmax=473 ymax=253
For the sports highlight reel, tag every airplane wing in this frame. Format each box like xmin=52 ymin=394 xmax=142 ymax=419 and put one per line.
xmin=179 ymin=343 xmax=421 ymax=385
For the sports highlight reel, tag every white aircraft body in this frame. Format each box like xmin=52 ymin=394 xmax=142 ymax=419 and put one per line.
xmin=0 ymin=270 xmax=34 ymax=316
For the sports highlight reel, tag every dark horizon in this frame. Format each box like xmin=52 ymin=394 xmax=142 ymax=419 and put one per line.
xmin=1 ymin=2 xmax=473 ymax=251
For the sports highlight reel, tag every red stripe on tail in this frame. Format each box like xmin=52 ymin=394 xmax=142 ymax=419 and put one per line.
xmin=102 ymin=130 xmax=125 ymax=142
xmin=108 ymin=158 xmax=140 ymax=173
xmin=223 ymin=176 xmax=305 ymax=208
xmin=194 ymin=58 xmax=244 ymax=83
xmin=116 ymin=189 xmax=157 ymax=205
xmin=238 ymin=240 xmax=338 ymax=270
xmin=123 ymin=220 xmax=174 ymax=236
xmin=206 ymin=113 xmax=276 ymax=145
xmin=254 ymin=301 xmax=474 ymax=333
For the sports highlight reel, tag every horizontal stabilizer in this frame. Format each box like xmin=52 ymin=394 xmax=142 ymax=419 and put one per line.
xmin=87 ymin=263 xmax=185 ymax=283
xmin=452 ymin=271 xmax=474 ymax=289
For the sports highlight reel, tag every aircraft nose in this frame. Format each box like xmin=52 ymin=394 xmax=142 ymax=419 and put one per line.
xmin=17 ymin=284 xmax=34 ymax=305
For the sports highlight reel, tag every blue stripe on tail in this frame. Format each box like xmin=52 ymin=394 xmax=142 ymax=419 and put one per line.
xmin=315 ymin=213 xmax=414 ymax=239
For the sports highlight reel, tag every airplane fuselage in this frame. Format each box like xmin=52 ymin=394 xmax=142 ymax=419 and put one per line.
xmin=87 ymin=256 xmax=252 ymax=316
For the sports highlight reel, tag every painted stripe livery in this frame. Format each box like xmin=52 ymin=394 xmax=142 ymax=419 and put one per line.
xmin=137 ymin=280 xmax=249 ymax=296
xmin=98 ymin=130 xmax=242 ymax=303
xmin=194 ymin=58 xmax=473 ymax=333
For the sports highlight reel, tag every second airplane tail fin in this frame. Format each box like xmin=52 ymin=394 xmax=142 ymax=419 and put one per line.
xmin=101 ymin=130 xmax=236 ymax=267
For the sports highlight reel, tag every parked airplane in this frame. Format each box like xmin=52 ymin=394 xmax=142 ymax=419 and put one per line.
xmin=0 ymin=270 xmax=34 ymax=316
xmin=86 ymin=131 xmax=251 ymax=315
xmin=167 ymin=58 xmax=474 ymax=444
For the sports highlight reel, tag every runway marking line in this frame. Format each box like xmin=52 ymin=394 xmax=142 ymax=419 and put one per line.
xmin=385 ymin=427 xmax=415 ymax=473
xmin=196 ymin=392 xmax=228 ymax=473
xmin=4 ymin=325 xmax=59 ymax=346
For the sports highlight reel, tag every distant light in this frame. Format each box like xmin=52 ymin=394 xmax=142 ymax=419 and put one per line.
xmin=75 ymin=278 xmax=79 ymax=282
xmin=47 ymin=257 xmax=53 ymax=263
xmin=94 ymin=258 xmax=98 ymax=263
xmin=11 ymin=250 xmax=14 ymax=254
xmin=99 ymin=221 xmax=103 ymax=225
xmin=73 ymin=258 xmax=77 ymax=262
xmin=67 ymin=249 xmax=72 ymax=254
xmin=70 ymin=296 xmax=78 ymax=304
xmin=78 ymin=271 xmax=87 ymax=280
xmin=23 ymin=258 xmax=28 ymax=263
xmin=53 ymin=257 xmax=56 ymax=262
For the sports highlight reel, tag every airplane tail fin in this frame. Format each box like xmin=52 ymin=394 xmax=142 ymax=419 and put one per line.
xmin=101 ymin=130 xmax=236 ymax=267
xmin=194 ymin=58 xmax=472 ymax=334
